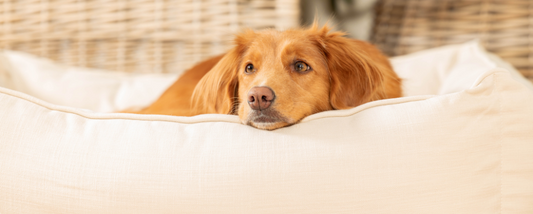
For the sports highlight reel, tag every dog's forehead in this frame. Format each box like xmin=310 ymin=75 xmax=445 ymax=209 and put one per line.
xmin=247 ymin=30 xmax=319 ymax=57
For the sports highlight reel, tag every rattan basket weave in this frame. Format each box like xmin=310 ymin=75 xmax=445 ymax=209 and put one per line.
xmin=372 ymin=0 xmax=533 ymax=82
xmin=0 ymin=0 xmax=299 ymax=74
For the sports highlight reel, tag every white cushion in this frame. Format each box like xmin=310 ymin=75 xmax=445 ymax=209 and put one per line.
xmin=0 ymin=41 xmax=532 ymax=213
xmin=0 ymin=51 xmax=178 ymax=112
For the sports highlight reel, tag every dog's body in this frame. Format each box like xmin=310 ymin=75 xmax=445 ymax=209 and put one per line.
xmin=133 ymin=55 xmax=224 ymax=117
xmin=131 ymin=25 xmax=402 ymax=130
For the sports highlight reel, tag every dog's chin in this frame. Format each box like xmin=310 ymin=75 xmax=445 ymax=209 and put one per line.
xmin=249 ymin=120 xmax=290 ymax=130
xmin=243 ymin=109 xmax=293 ymax=130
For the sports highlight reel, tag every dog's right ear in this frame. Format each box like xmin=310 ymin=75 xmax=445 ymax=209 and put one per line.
xmin=309 ymin=24 xmax=401 ymax=110
xmin=191 ymin=30 xmax=255 ymax=115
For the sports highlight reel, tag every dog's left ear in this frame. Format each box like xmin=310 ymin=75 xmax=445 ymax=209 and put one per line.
xmin=190 ymin=50 xmax=240 ymax=115
xmin=191 ymin=30 xmax=255 ymax=115
xmin=314 ymin=27 xmax=400 ymax=109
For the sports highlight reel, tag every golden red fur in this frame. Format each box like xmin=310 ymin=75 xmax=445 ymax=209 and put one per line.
xmin=130 ymin=24 xmax=402 ymax=130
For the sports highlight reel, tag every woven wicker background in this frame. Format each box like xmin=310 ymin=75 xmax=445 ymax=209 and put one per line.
xmin=372 ymin=0 xmax=533 ymax=83
xmin=0 ymin=0 xmax=299 ymax=74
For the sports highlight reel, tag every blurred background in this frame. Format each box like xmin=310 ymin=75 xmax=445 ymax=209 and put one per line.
xmin=0 ymin=0 xmax=532 ymax=82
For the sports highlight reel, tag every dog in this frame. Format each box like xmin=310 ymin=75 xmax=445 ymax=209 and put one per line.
xmin=130 ymin=24 xmax=402 ymax=130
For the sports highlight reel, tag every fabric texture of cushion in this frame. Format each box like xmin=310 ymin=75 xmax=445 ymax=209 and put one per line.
xmin=0 ymin=41 xmax=532 ymax=213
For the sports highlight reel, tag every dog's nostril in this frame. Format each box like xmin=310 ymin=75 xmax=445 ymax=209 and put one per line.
xmin=262 ymin=95 xmax=267 ymax=101
xmin=249 ymin=96 xmax=255 ymax=102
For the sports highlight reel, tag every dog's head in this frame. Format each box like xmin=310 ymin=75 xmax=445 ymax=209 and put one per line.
xmin=191 ymin=24 xmax=401 ymax=130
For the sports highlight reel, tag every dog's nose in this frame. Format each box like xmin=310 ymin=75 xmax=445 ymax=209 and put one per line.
xmin=247 ymin=86 xmax=275 ymax=110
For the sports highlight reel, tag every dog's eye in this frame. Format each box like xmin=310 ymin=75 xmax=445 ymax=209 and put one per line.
xmin=245 ymin=64 xmax=255 ymax=74
xmin=294 ymin=61 xmax=311 ymax=73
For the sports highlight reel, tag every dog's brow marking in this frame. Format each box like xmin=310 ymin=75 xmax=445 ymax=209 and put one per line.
xmin=277 ymin=39 xmax=292 ymax=58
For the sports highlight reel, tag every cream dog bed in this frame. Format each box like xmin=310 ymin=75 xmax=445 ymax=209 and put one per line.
xmin=0 ymin=41 xmax=532 ymax=213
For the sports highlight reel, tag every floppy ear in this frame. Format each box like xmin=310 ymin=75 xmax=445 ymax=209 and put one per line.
xmin=191 ymin=30 xmax=255 ymax=115
xmin=315 ymin=26 xmax=399 ymax=109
